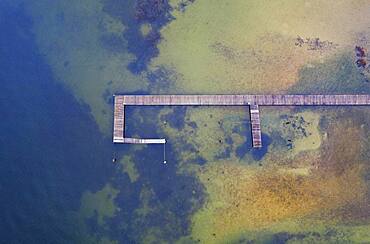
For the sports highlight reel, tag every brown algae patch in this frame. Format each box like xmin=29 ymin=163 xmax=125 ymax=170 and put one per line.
xmin=191 ymin=163 xmax=367 ymax=243
xmin=317 ymin=115 xmax=366 ymax=177
xmin=152 ymin=0 xmax=370 ymax=94
xmin=190 ymin=115 xmax=370 ymax=243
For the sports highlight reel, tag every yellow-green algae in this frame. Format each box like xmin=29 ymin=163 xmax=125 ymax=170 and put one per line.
xmin=291 ymin=112 xmax=321 ymax=155
xmin=160 ymin=105 xmax=324 ymax=165
xmin=263 ymin=109 xmax=322 ymax=157
xmin=169 ymin=107 xmax=241 ymax=161
xmin=26 ymin=0 xmax=148 ymax=135
xmin=151 ymin=0 xmax=370 ymax=94
xmin=79 ymin=183 xmax=119 ymax=226
xmin=149 ymin=2 xmax=370 ymax=242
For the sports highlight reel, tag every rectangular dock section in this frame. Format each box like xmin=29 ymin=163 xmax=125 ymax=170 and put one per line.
xmin=113 ymin=96 xmax=166 ymax=144
xmin=114 ymin=94 xmax=370 ymax=148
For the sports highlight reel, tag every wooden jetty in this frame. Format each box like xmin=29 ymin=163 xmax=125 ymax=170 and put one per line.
xmin=250 ymin=105 xmax=262 ymax=148
xmin=113 ymin=94 xmax=370 ymax=148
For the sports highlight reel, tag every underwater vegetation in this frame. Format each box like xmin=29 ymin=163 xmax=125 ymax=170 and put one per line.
xmin=190 ymin=109 xmax=370 ymax=243
xmin=21 ymin=0 xmax=370 ymax=243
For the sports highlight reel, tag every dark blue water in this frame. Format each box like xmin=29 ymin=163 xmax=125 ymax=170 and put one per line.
xmin=0 ymin=2 xmax=115 ymax=243
xmin=235 ymin=133 xmax=271 ymax=161
xmin=0 ymin=2 xmax=204 ymax=243
xmin=103 ymin=0 xmax=173 ymax=74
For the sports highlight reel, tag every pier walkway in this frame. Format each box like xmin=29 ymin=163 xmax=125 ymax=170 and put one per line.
xmin=113 ymin=94 xmax=370 ymax=148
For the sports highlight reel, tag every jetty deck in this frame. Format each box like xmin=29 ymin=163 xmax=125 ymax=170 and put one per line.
xmin=113 ymin=94 xmax=370 ymax=148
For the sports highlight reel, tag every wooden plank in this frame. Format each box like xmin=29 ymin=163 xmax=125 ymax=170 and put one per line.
xmin=249 ymin=105 xmax=262 ymax=148
xmin=113 ymin=137 xmax=165 ymax=144
xmin=113 ymin=96 xmax=125 ymax=142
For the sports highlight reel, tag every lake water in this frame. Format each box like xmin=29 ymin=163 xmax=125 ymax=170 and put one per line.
xmin=1 ymin=1 xmax=370 ymax=243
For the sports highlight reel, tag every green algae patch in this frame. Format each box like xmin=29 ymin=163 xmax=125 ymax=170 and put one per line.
xmin=80 ymin=183 xmax=119 ymax=226
xmin=140 ymin=23 xmax=153 ymax=37
xmin=254 ymin=107 xmax=326 ymax=164
xmin=134 ymin=185 xmax=155 ymax=218
xmin=152 ymin=0 xmax=370 ymax=94
xmin=159 ymin=106 xmax=249 ymax=163
xmin=50 ymin=210 xmax=118 ymax=244
xmin=99 ymin=237 xmax=118 ymax=244
xmin=26 ymin=0 xmax=148 ymax=135
xmin=291 ymin=112 xmax=321 ymax=155
xmin=291 ymin=51 xmax=370 ymax=95
xmin=119 ymin=155 xmax=139 ymax=182
xmin=280 ymin=111 xmax=322 ymax=156
xmin=140 ymin=227 xmax=170 ymax=244
xmin=182 ymin=107 xmax=234 ymax=161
